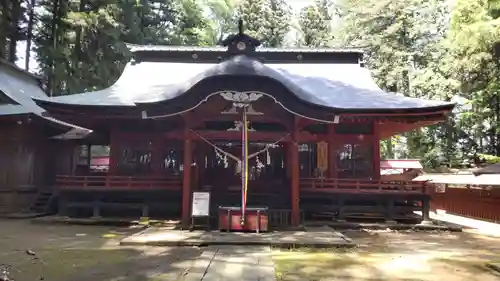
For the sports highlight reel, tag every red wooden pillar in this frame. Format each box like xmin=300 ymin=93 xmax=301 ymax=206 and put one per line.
xmin=291 ymin=121 xmax=300 ymax=226
xmin=327 ymin=124 xmax=337 ymax=179
xmin=181 ymin=131 xmax=192 ymax=227
xmin=372 ymin=121 xmax=381 ymax=180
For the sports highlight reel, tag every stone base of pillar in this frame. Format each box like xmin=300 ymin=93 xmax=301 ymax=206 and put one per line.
xmin=419 ymin=219 xmax=434 ymax=226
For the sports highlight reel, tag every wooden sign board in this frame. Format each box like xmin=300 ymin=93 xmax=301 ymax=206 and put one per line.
xmin=191 ymin=192 xmax=210 ymax=217
xmin=317 ymin=141 xmax=328 ymax=172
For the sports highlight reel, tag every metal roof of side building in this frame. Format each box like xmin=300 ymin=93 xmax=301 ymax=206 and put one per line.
xmin=0 ymin=60 xmax=92 ymax=139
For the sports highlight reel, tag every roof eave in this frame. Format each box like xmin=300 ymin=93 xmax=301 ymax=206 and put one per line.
xmin=125 ymin=43 xmax=366 ymax=55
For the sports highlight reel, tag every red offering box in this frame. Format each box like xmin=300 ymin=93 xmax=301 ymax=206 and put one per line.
xmin=218 ymin=206 xmax=268 ymax=232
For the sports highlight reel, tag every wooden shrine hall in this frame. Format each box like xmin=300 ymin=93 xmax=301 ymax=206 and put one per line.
xmin=32 ymin=24 xmax=455 ymax=228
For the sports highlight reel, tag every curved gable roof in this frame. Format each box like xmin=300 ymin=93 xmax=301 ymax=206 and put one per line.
xmin=33 ymin=55 xmax=454 ymax=114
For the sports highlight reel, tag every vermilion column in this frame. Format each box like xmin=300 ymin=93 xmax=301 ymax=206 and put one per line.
xmin=291 ymin=129 xmax=300 ymax=226
xmin=181 ymin=135 xmax=192 ymax=228
xmin=372 ymin=121 xmax=381 ymax=180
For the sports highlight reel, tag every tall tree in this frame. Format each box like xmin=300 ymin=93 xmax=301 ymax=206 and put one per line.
xmin=0 ymin=0 xmax=27 ymax=62
xmin=237 ymin=0 xmax=291 ymax=47
xmin=33 ymin=0 xmax=214 ymax=96
xmin=25 ymin=0 xmax=37 ymax=70
xmin=172 ymin=0 xmax=213 ymax=45
xmin=205 ymin=0 xmax=237 ymax=44
xmin=297 ymin=0 xmax=334 ymax=47
xmin=337 ymin=0 xmax=459 ymax=166
xmin=441 ymin=0 xmax=500 ymax=158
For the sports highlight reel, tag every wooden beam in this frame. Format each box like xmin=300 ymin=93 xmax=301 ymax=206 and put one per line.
xmin=379 ymin=120 xmax=439 ymax=139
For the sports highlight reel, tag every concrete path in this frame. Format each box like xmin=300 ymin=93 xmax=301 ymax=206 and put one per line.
xmin=431 ymin=211 xmax=500 ymax=237
xmin=415 ymin=210 xmax=500 ymax=237
xmin=120 ymin=228 xmax=353 ymax=247
xmin=184 ymin=245 xmax=276 ymax=281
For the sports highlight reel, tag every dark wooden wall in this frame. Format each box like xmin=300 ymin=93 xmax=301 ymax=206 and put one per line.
xmin=0 ymin=120 xmax=78 ymax=213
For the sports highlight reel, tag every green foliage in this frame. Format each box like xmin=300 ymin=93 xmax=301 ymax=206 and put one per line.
xmin=237 ymin=0 xmax=291 ymax=47
xmin=478 ymin=153 xmax=500 ymax=164
xmin=297 ymin=0 xmax=335 ymax=47
xmin=204 ymin=0 xmax=238 ymax=44
xmin=336 ymin=0 xmax=500 ymax=167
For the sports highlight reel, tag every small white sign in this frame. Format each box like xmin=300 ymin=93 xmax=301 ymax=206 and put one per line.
xmin=191 ymin=192 xmax=210 ymax=217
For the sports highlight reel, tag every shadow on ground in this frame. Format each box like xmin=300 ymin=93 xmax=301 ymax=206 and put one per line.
xmin=0 ymin=220 xmax=202 ymax=281
xmin=272 ymin=229 xmax=500 ymax=281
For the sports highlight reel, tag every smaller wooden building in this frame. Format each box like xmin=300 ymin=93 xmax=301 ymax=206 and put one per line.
xmin=380 ymin=159 xmax=423 ymax=181
xmin=0 ymin=59 xmax=91 ymax=213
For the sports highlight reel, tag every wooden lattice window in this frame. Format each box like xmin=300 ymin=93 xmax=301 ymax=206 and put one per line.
xmin=162 ymin=147 xmax=182 ymax=176
xmin=118 ymin=141 xmax=152 ymax=175
xmin=336 ymin=143 xmax=373 ymax=179
xmin=298 ymin=143 xmax=317 ymax=177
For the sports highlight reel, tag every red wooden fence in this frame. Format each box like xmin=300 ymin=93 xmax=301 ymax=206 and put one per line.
xmin=56 ymin=175 xmax=182 ymax=191
xmin=430 ymin=187 xmax=500 ymax=223
xmin=300 ymin=178 xmax=427 ymax=194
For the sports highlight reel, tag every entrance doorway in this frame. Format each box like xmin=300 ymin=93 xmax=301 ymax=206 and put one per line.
xmin=199 ymin=142 xmax=288 ymax=209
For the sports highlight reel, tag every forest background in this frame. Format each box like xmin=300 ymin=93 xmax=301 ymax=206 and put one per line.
xmin=1 ymin=0 xmax=500 ymax=169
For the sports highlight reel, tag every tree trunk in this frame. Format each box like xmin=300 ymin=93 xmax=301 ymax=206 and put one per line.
xmin=495 ymin=94 xmax=500 ymax=156
xmin=7 ymin=0 xmax=21 ymax=63
xmin=47 ymin=0 xmax=61 ymax=96
xmin=0 ymin=3 xmax=8 ymax=59
xmin=74 ymin=0 xmax=86 ymax=62
xmin=25 ymin=0 xmax=36 ymax=70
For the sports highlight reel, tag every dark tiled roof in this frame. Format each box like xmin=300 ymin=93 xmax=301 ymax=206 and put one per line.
xmin=33 ymin=55 xmax=454 ymax=115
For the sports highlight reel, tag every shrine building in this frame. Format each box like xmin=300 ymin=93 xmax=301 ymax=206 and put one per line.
xmin=28 ymin=26 xmax=455 ymax=228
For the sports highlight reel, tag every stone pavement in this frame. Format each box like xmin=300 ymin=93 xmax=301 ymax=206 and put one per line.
xmin=120 ymin=227 xmax=354 ymax=248
xmin=429 ymin=211 xmax=500 ymax=237
xmin=184 ymin=245 xmax=276 ymax=281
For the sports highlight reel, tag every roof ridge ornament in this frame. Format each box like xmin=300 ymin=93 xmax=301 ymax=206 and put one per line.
xmin=221 ymin=18 xmax=261 ymax=54
xmin=238 ymin=19 xmax=244 ymax=35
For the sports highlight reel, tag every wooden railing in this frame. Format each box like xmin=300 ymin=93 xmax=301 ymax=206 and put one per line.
xmin=56 ymin=175 xmax=182 ymax=191
xmin=300 ymin=178 xmax=428 ymax=194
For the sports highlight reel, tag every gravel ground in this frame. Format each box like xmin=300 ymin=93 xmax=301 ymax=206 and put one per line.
xmin=0 ymin=220 xmax=202 ymax=281
xmin=2 ymin=220 xmax=500 ymax=281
